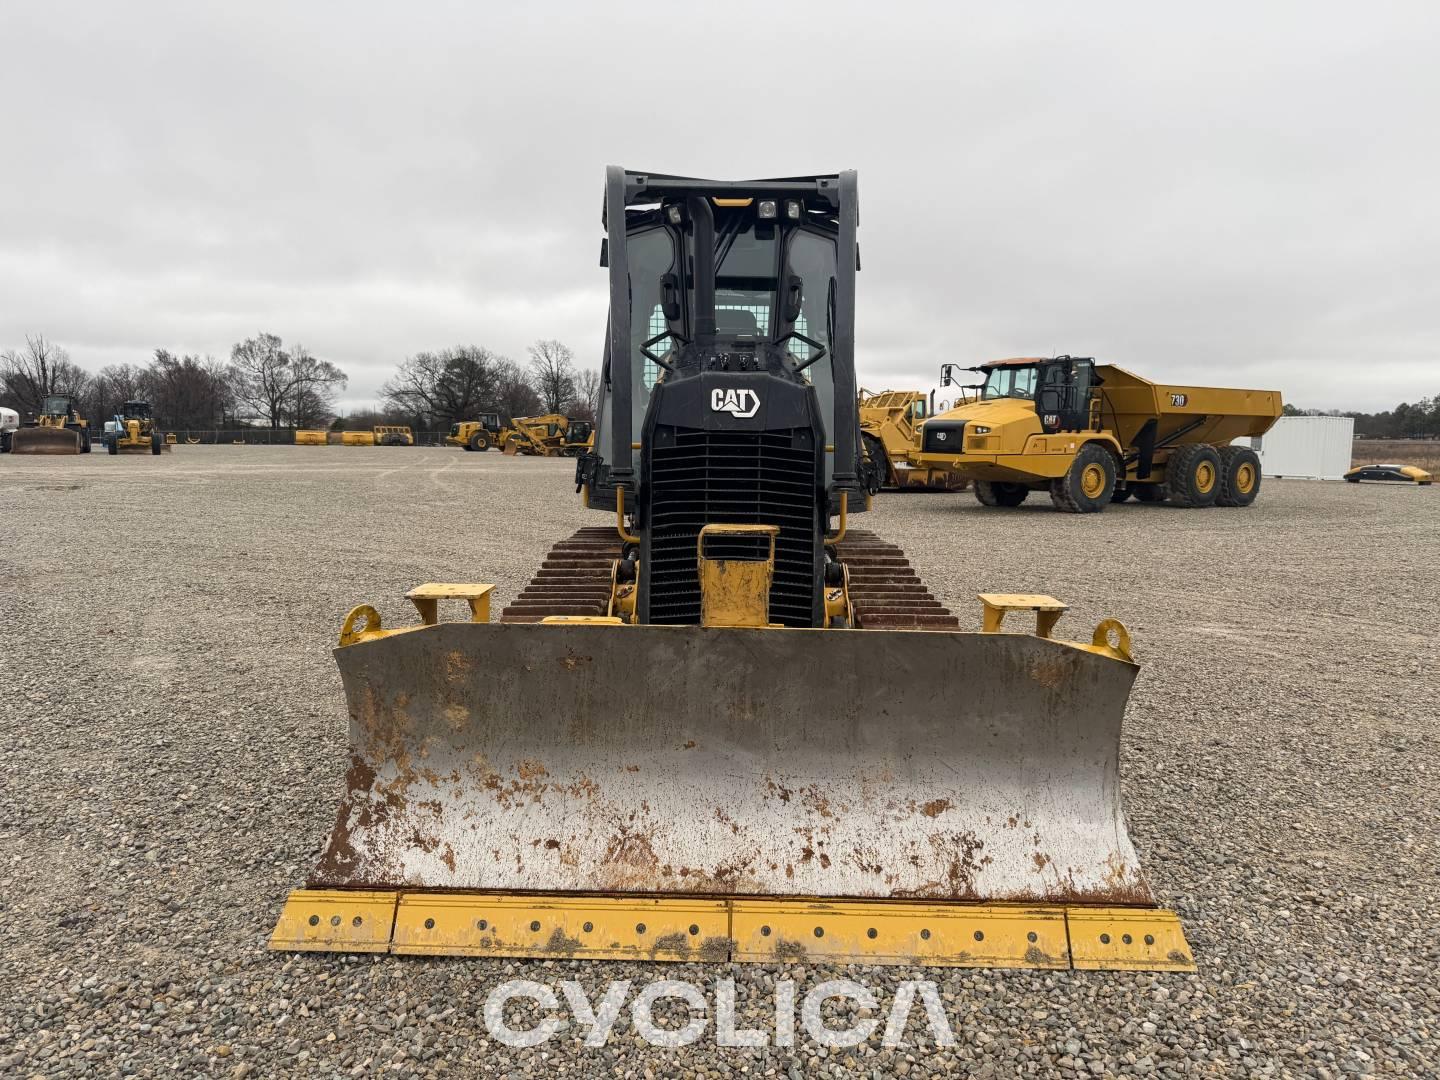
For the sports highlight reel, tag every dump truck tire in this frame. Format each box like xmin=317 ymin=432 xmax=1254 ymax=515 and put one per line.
xmin=469 ymin=431 xmax=490 ymax=452
xmin=1166 ymin=443 xmax=1222 ymax=507
xmin=974 ymin=480 xmax=1028 ymax=507
xmin=151 ymin=433 xmax=163 ymax=455
xmin=79 ymin=432 xmax=91 ymax=453
xmin=1216 ymin=445 xmax=1262 ymax=507
xmin=1133 ymin=484 xmax=1166 ymax=503
xmin=1050 ymin=443 xmax=1116 ymax=513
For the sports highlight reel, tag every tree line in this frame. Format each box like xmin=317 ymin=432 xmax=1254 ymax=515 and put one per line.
xmin=0 ymin=334 xmax=599 ymax=432
xmin=1283 ymin=398 xmax=1440 ymax=439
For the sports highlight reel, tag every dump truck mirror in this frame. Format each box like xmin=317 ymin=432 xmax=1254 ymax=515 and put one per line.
xmin=783 ymin=275 xmax=803 ymax=322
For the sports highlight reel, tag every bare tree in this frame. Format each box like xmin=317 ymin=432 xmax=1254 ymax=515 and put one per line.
xmin=382 ymin=346 xmax=505 ymax=426
xmin=527 ymin=339 xmax=576 ymax=415
xmin=496 ymin=358 xmax=541 ymax=419
xmin=146 ymin=350 xmax=234 ymax=429
xmin=88 ymin=363 xmax=147 ymax=422
xmin=0 ymin=335 xmax=92 ymax=416
xmin=572 ymin=367 xmax=602 ymax=423
xmin=228 ymin=333 xmax=346 ymax=428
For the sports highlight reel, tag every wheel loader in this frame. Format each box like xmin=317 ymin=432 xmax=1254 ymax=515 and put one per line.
xmin=858 ymin=388 xmax=966 ymax=491
xmin=909 ymin=357 xmax=1282 ymax=512
xmin=445 ymin=413 xmax=506 ymax=451
xmin=11 ymin=394 xmax=91 ymax=454
xmin=103 ymin=400 xmax=164 ymax=455
xmin=501 ymin=413 xmax=593 ymax=456
xmin=271 ymin=169 xmax=1193 ymax=971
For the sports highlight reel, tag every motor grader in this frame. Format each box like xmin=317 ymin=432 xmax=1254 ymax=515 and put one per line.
xmin=272 ymin=169 xmax=1192 ymax=972
xmin=501 ymin=413 xmax=593 ymax=456
xmin=909 ymin=357 xmax=1282 ymax=512
xmin=858 ymin=388 xmax=966 ymax=491
xmin=445 ymin=413 xmax=506 ymax=451
xmin=103 ymin=400 xmax=164 ymax=455
xmin=11 ymin=394 xmax=92 ymax=454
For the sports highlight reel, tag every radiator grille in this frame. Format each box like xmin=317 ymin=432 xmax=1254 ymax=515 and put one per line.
xmin=646 ymin=427 xmax=819 ymax=627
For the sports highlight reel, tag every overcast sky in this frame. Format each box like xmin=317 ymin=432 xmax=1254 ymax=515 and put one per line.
xmin=2 ymin=2 xmax=1436 ymax=412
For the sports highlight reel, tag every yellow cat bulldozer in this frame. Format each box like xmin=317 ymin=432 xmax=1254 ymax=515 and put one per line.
xmin=103 ymin=400 xmax=164 ymax=455
xmin=445 ymin=413 xmax=506 ymax=451
xmin=501 ymin=413 xmax=594 ymax=456
xmin=11 ymin=394 xmax=92 ymax=454
xmin=271 ymin=169 xmax=1192 ymax=971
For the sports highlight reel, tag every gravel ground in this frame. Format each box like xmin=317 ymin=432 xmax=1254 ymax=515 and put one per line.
xmin=1 ymin=446 xmax=1436 ymax=1078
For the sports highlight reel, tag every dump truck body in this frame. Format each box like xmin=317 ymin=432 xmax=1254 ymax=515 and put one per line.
xmin=341 ymin=431 xmax=376 ymax=446
xmin=858 ymin=389 xmax=966 ymax=491
xmin=272 ymin=170 xmax=1192 ymax=970
xmin=11 ymin=395 xmax=91 ymax=454
xmin=911 ymin=358 xmax=1282 ymax=512
xmin=295 ymin=429 xmax=328 ymax=445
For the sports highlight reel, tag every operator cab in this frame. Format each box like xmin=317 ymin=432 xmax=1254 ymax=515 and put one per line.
xmin=120 ymin=400 xmax=154 ymax=421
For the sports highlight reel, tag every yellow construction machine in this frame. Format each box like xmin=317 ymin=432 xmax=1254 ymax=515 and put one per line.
xmin=11 ymin=394 xmax=92 ymax=454
xmin=858 ymin=388 xmax=965 ymax=491
xmin=103 ymin=400 xmax=165 ymax=455
xmin=271 ymin=169 xmax=1193 ymax=972
xmin=445 ymin=413 xmax=506 ymax=451
xmin=909 ymin=358 xmax=1282 ymax=512
xmin=295 ymin=429 xmax=328 ymax=445
xmin=501 ymin=413 xmax=594 ymax=456
xmin=374 ymin=425 xmax=414 ymax=446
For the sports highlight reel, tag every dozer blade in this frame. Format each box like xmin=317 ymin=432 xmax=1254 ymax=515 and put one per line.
xmin=277 ymin=620 xmax=1192 ymax=968
xmin=11 ymin=426 xmax=81 ymax=455
xmin=322 ymin=621 xmax=1157 ymax=901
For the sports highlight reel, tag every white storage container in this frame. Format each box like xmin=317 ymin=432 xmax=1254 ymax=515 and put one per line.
xmin=1234 ymin=415 xmax=1353 ymax=480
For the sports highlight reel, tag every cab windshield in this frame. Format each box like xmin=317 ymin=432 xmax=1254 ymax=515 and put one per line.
xmin=981 ymin=365 xmax=1038 ymax=400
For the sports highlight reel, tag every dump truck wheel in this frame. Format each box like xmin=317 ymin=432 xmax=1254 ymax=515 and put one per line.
xmin=469 ymin=431 xmax=490 ymax=452
xmin=151 ymin=434 xmax=163 ymax=455
xmin=974 ymin=481 xmax=1028 ymax=507
xmin=79 ymin=432 xmax=92 ymax=453
xmin=1049 ymin=443 xmax=1116 ymax=513
xmin=1216 ymin=445 xmax=1262 ymax=507
xmin=1166 ymin=443 xmax=1222 ymax=507
xmin=1132 ymin=484 xmax=1167 ymax=503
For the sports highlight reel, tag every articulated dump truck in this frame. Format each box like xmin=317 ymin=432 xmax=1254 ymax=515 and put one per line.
xmin=858 ymin=389 xmax=965 ymax=491
xmin=910 ymin=357 xmax=1282 ymax=512
xmin=271 ymin=170 xmax=1193 ymax=971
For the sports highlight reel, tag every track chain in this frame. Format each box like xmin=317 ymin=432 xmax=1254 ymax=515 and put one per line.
xmin=499 ymin=526 xmax=958 ymax=630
